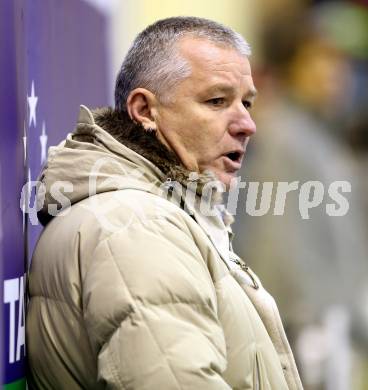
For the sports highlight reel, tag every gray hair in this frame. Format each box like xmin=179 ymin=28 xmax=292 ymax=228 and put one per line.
xmin=115 ymin=16 xmax=251 ymax=110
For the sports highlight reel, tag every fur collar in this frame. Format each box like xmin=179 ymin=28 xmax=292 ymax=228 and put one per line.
xmin=91 ymin=107 xmax=234 ymax=226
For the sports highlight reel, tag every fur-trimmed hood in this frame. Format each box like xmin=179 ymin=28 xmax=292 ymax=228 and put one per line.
xmin=37 ymin=105 xmax=232 ymax=226
xmin=91 ymin=106 xmax=218 ymax=190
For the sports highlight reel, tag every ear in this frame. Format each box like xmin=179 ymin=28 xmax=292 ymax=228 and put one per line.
xmin=126 ymin=88 xmax=158 ymax=130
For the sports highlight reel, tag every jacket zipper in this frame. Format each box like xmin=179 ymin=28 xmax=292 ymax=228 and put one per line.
xmin=230 ymin=258 xmax=259 ymax=290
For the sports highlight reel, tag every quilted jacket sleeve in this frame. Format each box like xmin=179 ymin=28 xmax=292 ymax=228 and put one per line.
xmin=82 ymin=216 xmax=231 ymax=390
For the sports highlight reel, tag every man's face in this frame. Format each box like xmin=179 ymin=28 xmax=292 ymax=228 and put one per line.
xmin=155 ymin=37 xmax=257 ymax=187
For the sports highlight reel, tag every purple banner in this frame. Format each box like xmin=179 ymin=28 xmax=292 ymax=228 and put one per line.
xmin=1 ymin=1 xmax=27 ymax=385
xmin=1 ymin=0 xmax=110 ymax=386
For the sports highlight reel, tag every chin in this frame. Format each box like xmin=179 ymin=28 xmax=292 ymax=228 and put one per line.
xmin=213 ymin=170 xmax=238 ymax=191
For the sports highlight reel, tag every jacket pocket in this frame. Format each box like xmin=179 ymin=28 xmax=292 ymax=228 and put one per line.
xmin=254 ymin=351 xmax=261 ymax=390
xmin=253 ymin=351 xmax=272 ymax=390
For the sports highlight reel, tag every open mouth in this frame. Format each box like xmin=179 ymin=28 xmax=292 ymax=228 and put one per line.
xmin=226 ymin=151 xmax=242 ymax=162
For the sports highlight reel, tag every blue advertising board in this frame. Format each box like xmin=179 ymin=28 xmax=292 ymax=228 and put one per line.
xmin=1 ymin=0 xmax=110 ymax=387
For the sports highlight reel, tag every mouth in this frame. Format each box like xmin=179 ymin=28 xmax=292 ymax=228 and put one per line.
xmin=222 ymin=150 xmax=244 ymax=170
xmin=226 ymin=151 xmax=242 ymax=162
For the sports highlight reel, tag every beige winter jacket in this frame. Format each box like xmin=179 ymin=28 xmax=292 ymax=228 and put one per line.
xmin=26 ymin=105 xmax=303 ymax=389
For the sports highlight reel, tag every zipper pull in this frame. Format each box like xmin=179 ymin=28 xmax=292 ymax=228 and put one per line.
xmin=233 ymin=258 xmax=259 ymax=290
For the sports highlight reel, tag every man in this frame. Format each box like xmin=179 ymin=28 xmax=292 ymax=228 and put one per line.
xmin=27 ymin=17 xmax=303 ymax=389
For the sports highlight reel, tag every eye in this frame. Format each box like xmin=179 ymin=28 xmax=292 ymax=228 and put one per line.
xmin=242 ymin=100 xmax=252 ymax=110
xmin=206 ymin=97 xmax=225 ymax=106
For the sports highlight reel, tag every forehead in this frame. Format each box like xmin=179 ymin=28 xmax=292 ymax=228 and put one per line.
xmin=176 ymin=37 xmax=254 ymax=93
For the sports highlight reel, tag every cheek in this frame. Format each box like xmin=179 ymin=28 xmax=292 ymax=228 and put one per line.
xmin=160 ymin=104 xmax=228 ymax=155
xmin=176 ymin=112 xmax=211 ymax=146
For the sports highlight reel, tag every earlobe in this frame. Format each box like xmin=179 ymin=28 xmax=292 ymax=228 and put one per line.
xmin=126 ymin=88 xmax=157 ymax=130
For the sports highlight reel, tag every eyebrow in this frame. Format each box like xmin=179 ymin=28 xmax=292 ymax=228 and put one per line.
xmin=203 ymin=83 xmax=258 ymax=99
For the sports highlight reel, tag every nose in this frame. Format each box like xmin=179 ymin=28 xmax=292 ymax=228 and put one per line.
xmin=228 ymin=104 xmax=257 ymax=138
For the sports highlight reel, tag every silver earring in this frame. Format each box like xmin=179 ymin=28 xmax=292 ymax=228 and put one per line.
xmin=145 ymin=127 xmax=156 ymax=133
